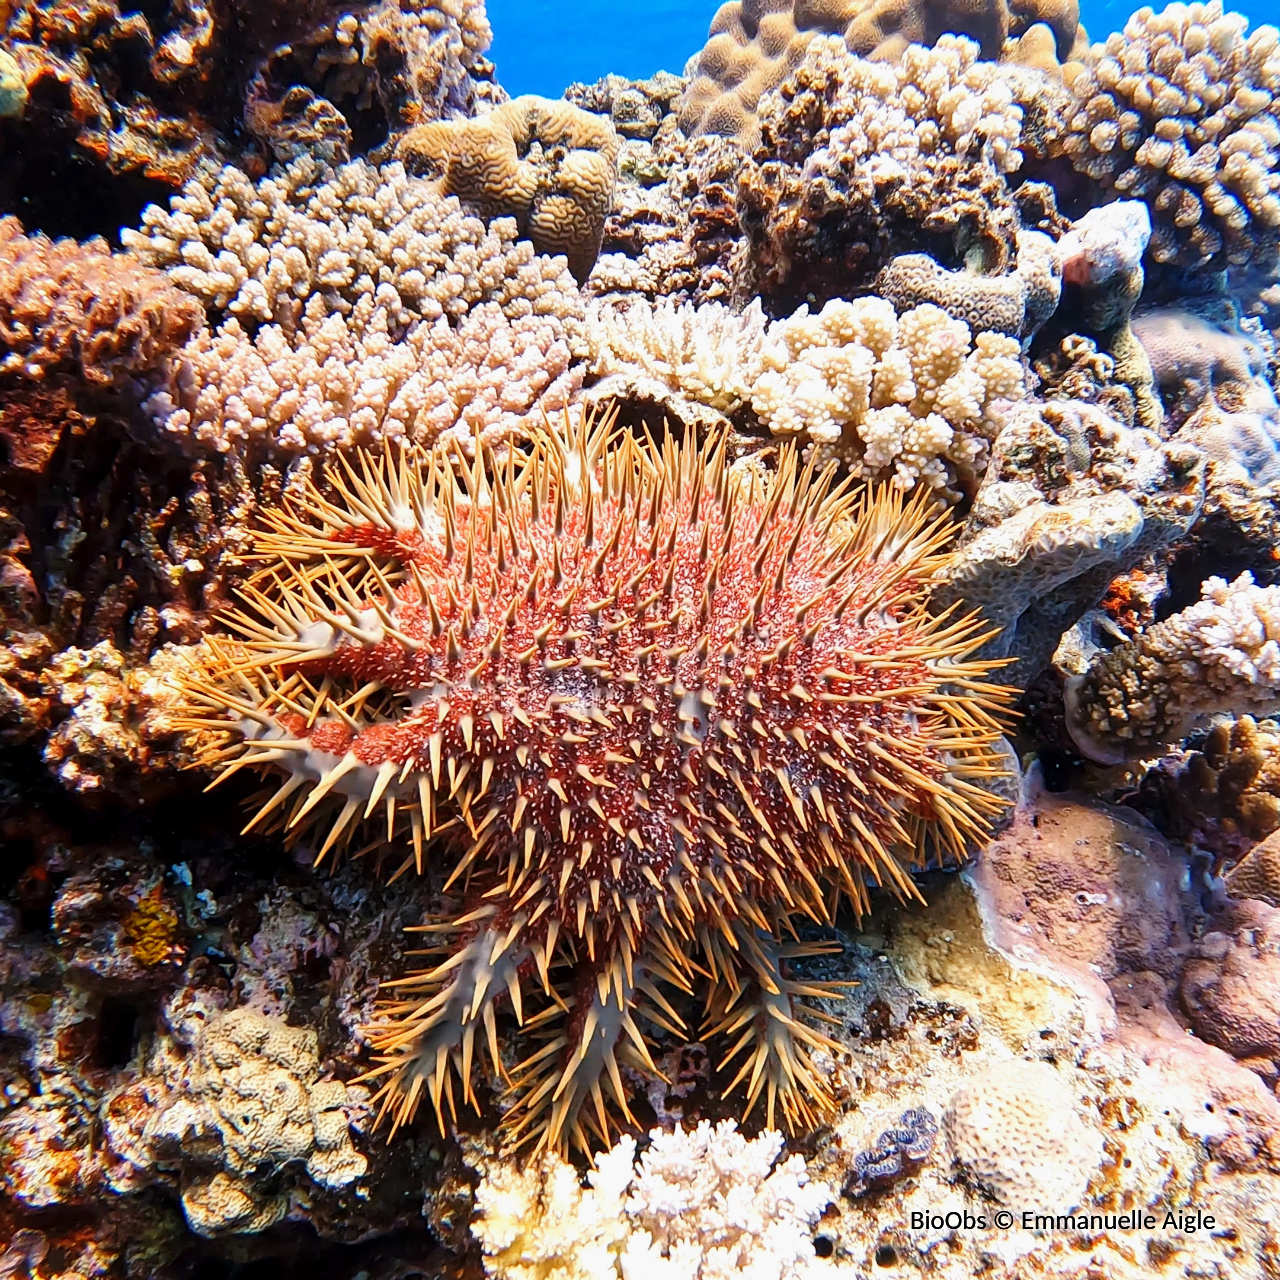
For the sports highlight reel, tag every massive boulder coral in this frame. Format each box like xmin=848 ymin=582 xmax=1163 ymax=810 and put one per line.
xmin=678 ymin=0 xmax=1085 ymax=145
xmin=942 ymin=1059 xmax=1103 ymax=1209
xmin=1133 ymin=301 xmax=1280 ymax=489
xmin=583 ymin=294 xmax=1026 ymax=496
xmin=1066 ymin=571 xmax=1280 ymax=763
xmin=396 ymin=96 xmax=621 ymax=282
xmin=933 ymin=398 xmax=1204 ymax=686
xmin=1057 ymin=1 xmax=1280 ymax=270
xmin=734 ymin=36 xmax=1035 ymax=308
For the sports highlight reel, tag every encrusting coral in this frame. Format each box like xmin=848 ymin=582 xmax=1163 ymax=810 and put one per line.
xmin=0 ymin=217 xmax=203 ymax=387
xmin=471 ymin=1119 xmax=832 ymax=1279
xmin=1066 ymin=571 xmax=1280 ymax=763
xmin=175 ymin=407 xmax=1014 ymax=1154
xmin=1057 ymin=1 xmax=1280 ymax=270
xmin=396 ymin=95 xmax=621 ymax=283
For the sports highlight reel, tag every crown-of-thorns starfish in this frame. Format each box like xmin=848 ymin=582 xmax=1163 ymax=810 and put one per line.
xmin=177 ymin=407 xmax=1014 ymax=1153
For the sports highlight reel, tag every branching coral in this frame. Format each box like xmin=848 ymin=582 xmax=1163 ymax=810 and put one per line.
xmin=585 ymin=294 xmax=1026 ymax=497
xmin=1067 ymin=571 xmax=1280 ymax=763
xmin=123 ymin=156 xmax=586 ymax=457
xmin=1058 ymin=1 xmax=1280 ymax=270
xmin=397 ymin=96 xmax=621 ymax=282
xmin=734 ymin=36 xmax=1036 ymax=307
xmin=472 ymin=1120 xmax=833 ymax=1280
xmin=143 ymin=295 xmax=582 ymax=456
xmin=176 ymin=409 xmax=1013 ymax=1153
xmin=122 ymin=156 xmax=580 ymax=330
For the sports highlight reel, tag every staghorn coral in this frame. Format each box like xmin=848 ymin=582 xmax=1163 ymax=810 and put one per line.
xmin=933 ymin=398 xmax=1204 ymax=686
xmin=175 ymin=409 xmax=1014 ymax=1154
xmin=735 ymin=36 xmax=1037 ymax=308
xmin=1057 ymin=1 xmax=1280 ymax=271
xmin=471 ymin=1120 xmax=833 ymax=1280
xmin=583 ymin=295 xmax=1026 ymax=497
xmin=397 ymin=96 xmax=621 ymax=282
xmin=1066 ymin=571 xmax=1280 ymax=763
xmin=942 ymin=1059 xmax=1103 ymax=1210
xmin=678 ymin=0 xmax=1085 ymax=146
xmin=0 ymin=217 xmax=203 ymax=387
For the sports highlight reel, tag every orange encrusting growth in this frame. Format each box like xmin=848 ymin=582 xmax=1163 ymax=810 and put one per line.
xmin=177 ymin=408 xmax=1014 ymax=1154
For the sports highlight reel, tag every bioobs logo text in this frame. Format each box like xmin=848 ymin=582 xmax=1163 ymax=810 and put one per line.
xmin=910 ymin=1211 xmax=996 ymax=1230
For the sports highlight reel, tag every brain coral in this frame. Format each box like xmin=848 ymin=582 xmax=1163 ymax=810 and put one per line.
xmin=943 ymin=1059 xmax=1103 ymax=1209
xmin=1057 ymin=1 xmax=1280 ymax=270
xmin=679 ymin=0 xmax=1085 ymax=144
xmin=396 ymin=96 xmax=621 ymax=282
xmin=178 ymin=409 xmax=1013 ymax=1153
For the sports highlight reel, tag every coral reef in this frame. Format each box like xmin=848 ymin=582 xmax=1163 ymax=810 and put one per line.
xmin=1057 ymin=1 xmax=1280 ymax=270
xmin=177 ymin=409 xmax=1013 ymax=1153
xmin=10 ymin=0 xmax=1280 ymax=1271
xmin=933 ymin=398 xmax=1204 ymax=686
xmin=472 ymin=1120 xmax=832 ymax=1279
xmin=1066 ymin=570 xmax=1280 ymax=763
xmin=583 ymin=294 xmax=1026 ymax=497
xmin=678 ymin=0 xmax=1085 ymax=145
xmin=0 ymin=0 xmax=496 ymax=237
xmin=734 ymin=36 xmax=1035 ymax=308
xmin=397 ymin=96 xmax=621 ymax=282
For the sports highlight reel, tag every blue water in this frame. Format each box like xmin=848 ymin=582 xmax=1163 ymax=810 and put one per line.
xmin=487 ymin=0 xmax=1276 ymax=98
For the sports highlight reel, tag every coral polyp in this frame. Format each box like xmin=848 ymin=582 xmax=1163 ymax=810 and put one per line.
xmin=178 ymin=408 xmax=1014 ymax=1153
